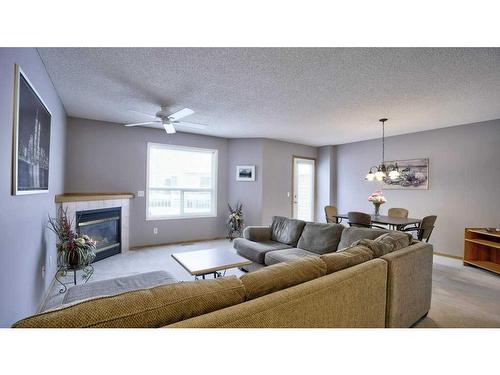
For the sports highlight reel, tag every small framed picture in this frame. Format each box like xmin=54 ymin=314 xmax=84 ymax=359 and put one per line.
xmin=236 ymin=165 xmax=255 ymax=181
xmin=12 ymin=64 xmax=52 ymax=195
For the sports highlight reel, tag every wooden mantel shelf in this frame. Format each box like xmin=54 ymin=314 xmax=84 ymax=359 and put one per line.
xmin=55 ymin=192 xmax=135 ymax=203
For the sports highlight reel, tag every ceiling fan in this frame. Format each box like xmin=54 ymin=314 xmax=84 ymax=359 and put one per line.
xmin=124 ymin=106 xmax=207 ymax=134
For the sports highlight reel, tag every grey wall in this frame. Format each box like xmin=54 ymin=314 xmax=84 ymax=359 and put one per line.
xmin=65 ymin=117 xmax=229 ymax=247
xmin=336 ymin=119 xmax=500 ymax=257
xmin=316 ymin=145 xmax=337 ymax=222
xmin=227 ymin=139 xmax=264 ymax=226
xmin=261 ymin=139 xmax=317 ymax=224
xmin=0 ymin=48 xmax=67 ymax=327
xmin=66 ymin=119 xmax=319 ymax=245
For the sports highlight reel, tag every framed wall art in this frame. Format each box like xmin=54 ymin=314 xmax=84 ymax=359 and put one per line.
xmin=12 ymin=64 xmax=52 ymax=195
xmin=382 ymin=158 xmax=429 ymax=190
xmin=236 ymin=165 xmax=255 ymax=181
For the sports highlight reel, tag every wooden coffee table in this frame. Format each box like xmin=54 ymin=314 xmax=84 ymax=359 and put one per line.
xmin=171 ymin=248 xmax=252 ymax=279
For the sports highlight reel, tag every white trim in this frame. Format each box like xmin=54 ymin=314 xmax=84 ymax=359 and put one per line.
xmin=292 ymin=157 xmax=316 ymax=221
xmin=146 ymin=142 xmax=218 ymax=220
xmin=12 ymin=64 xmax=52 ymax=195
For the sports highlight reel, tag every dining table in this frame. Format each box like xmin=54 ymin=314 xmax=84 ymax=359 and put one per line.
xmin=332 ymin=213 xmax=421 ymax=230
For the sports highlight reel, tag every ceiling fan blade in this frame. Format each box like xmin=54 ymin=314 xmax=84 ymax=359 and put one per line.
xmin=168 ymin=108 xmax=194 ymax=121
xmin=128 ymin=109 xmax=157 ymax=119
xmin=124 ymin=121 xmax=160 ymax=127
xmin=176 ymin=121 xmax=208 ymax=130
xmin=163 ymin=122 xmax=176 ymax=134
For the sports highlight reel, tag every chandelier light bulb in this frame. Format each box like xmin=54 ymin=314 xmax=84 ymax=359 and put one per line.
xmin=388 ymin=170 xmax=400 ymax=180
xmin=365 ymin=172 xmax=375 ymax=181
xmin=375 ymin=171 xmax=386 ymax=181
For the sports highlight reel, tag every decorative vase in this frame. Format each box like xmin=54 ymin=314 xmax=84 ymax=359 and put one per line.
xmin=373 ymin=203 xmax=381 ymax=217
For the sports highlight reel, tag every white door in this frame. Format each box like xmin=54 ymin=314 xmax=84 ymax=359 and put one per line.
xmin=292 ymin=157 xmax=315 ymax=221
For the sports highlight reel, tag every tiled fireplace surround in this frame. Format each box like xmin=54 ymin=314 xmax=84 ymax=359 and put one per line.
xmin=55 ymin=194 xmax=134 ymax=254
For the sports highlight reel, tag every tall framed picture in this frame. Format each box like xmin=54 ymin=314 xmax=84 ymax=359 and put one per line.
xmin=12 ymin=64 xmax=52 ymax=195
xmin=382 ymin=158 xmax=429 ymax=190
xmin=236 ymin=165 xmax=255 ymax=181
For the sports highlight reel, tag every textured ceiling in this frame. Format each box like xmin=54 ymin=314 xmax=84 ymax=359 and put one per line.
xmin=38 ymin=48 xmax=500 ymax=146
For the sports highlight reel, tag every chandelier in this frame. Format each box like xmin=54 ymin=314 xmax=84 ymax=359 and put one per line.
xmin=365 ymin=118 xmax=400 ymax=182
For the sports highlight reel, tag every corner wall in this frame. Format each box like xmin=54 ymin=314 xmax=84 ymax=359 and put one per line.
xmin=261 ymin=139 xmax=317 ymax=224
xmin=316 ymin=145 xmax=337 ymax=222
xmin=0 ymin=48 xmax=67 ymax=327
xmin=227 ymin=139 xmax=264 ymax=226
xmin=336 ymin=119 xmax=500 ymax=257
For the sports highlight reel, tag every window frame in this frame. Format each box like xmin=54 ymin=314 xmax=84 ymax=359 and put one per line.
xmin=146 ymin=142 xmax=218 ymax=221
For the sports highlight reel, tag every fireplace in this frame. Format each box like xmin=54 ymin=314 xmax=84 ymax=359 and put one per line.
xmin=76 ymin=207 xmax=121 ymax=262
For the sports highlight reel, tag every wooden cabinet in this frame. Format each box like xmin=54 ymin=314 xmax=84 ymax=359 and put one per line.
xmin=464 ymin=228 xmax=500 ymax=275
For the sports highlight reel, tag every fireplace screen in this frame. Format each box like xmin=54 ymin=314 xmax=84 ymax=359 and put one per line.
xmin=76 ymin=207 xmax=121 ymax=262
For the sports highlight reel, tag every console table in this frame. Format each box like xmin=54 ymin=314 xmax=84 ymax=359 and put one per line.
xmin=463 ymin=228 xmax=500 ymax=275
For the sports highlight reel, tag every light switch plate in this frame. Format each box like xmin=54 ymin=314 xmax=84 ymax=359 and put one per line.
xmin=137 ymin=191 xmax=145 ymax=197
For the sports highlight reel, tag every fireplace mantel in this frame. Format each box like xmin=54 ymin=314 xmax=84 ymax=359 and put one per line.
xmin=55 ymin=192 xmax=135 ymax=203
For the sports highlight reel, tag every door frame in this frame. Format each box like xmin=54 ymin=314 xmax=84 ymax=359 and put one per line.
xmin=291 ymin=155 xmax=316 ymax=221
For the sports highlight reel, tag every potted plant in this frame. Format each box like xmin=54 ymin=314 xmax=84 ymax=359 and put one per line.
xmin=48 ymin=207 xmax=96 ymax=270
xmin=227 ymin=203 xmax=244 ymax=241
xmin=368 ymin=190 xmax=387 ymax=216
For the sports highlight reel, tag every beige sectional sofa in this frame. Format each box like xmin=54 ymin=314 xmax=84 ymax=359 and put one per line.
xmin=13 ymin=216 xmax=433 ymax=328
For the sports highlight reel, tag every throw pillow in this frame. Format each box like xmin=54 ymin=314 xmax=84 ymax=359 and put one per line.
xmin=337 ymin=227 xmax=388 ymax=250
xmin=352 ymin=231 xmax=413 ymax=257
xmin=320 ymin=245 xmax=374 ymax=274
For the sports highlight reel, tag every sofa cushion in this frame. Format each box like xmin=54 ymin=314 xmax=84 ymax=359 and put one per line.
xmin=376 ymin=231 xmax=413 ymax=250
xmin=13 ymin=276 xmax=245 ymax=328
xmin=234 ymin=238 xmax=292 ymax=264
xmin=337 ymin=227 xmax=388 ymax=250
xmin=297 ymin=223 xmax=344 ymax=255
xmin=353 ymin=231 xmax=413 ymax=257
xmin=62 ymin=271 xmax=178 ymax=305
xmin=240 ymin=256 xmax=327 ymax=300
xmin=270 ymin=216 xmax=307 ymax=246
xmin=264 ymin=248 xmax=319 ymax=266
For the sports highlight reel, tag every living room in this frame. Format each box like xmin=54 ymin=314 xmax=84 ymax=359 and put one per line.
xmin=1 ymin=1 xmax=499 ymax=374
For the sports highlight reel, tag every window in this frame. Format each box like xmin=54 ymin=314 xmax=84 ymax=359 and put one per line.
xmin=146 ymin=143 xmax=218 ymax=220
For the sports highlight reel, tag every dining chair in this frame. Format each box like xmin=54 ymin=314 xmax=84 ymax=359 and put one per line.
xmin=324 ymin=205 xmax=338 ymax=223
xmin=387 ymin=208 xmax=409 ymax=230
xmin=388 ymin=208 xmax=409 ymax=218
xmin=347 ymin=212 xmax=372 ymax=228
xmin=403 ymin=215 xmax=437 ymax=242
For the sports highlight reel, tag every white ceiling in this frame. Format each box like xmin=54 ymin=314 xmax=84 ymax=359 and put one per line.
xmin=38 ymin=48 xmax=500 ymax=146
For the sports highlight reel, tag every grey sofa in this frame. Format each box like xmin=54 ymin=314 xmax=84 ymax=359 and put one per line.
xmin=234 ymin=216 xmax=387 ymax=266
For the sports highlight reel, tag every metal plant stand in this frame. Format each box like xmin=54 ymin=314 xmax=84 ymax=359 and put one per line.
xmin=54 ymin=264 xmax=94 ymax=293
